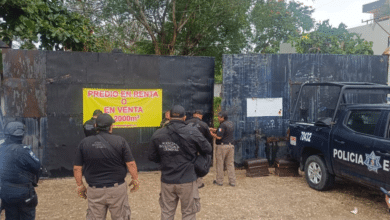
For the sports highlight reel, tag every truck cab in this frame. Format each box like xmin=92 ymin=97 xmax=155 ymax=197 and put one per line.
xmin=289 ymin=82 xmax=390 ymax=191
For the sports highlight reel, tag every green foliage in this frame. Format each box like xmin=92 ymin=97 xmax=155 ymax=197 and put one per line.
xmin=65 ymin=0 xmax=148 ymax=53
xmin=213 ymin=97 xmax=222 ymax=128
xmin=250 ymin=0 xmax=314 ymax=53
xmin=125 ymin=0 xmax=251 ymax=76
xmin=0 ymin=0 xmax=99 ymax=51
xmin=290 ymin=20 xmax=374 ymax=55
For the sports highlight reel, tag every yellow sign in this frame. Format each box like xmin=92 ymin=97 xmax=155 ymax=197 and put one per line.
xmin=83 ymin=88 xmax=162 ymax=128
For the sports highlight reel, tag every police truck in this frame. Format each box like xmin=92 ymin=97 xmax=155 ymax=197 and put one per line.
xmin=288 ymin=82 xmax=390 ymax=191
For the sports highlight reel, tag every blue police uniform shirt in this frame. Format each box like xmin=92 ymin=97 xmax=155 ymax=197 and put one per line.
xmin=0 ymin=139 xmax=41 ymax=200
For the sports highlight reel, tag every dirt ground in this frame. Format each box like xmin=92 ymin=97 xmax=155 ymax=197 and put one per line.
xmin=2 ymin=166 xmax=389 ymax=220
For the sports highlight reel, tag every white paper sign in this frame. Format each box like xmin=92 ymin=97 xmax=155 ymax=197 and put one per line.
xmin=247 ymin=98 xmax=283 ymax=117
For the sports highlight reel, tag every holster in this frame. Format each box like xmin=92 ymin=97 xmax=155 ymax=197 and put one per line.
xmin=25 ymin=188 xmax=38 ymax=207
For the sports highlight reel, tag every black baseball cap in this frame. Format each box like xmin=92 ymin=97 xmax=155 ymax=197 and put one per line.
xmin=93 ymin=109 xmax=103 ymax=116
xmin=193 ymin=110 xmax=203 ymax=115
xmin=170 ymin=105 xmax=185 ymax=118
xmin=218 ymin=111 xmax=228 ymax=118
xmin=4 ymin=121 xmax=25 ymax=137
xmin=96 ymin=113 xmax=115 ymax=128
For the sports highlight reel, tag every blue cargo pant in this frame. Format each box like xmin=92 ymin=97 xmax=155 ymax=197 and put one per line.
xmin=1 ymin=186 xmax=38 ymax=220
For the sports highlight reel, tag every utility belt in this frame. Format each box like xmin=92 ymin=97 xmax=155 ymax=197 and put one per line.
xmin=89 ymin=180 xmax=125 ymax=189
xmin=217 ymin=143 xmax=234 ymax=147
xmin=3 ymin=182 xmax=33 ymax=189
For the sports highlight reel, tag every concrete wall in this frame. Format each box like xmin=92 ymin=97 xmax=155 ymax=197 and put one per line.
xmin=348 ymin=20 xmax=390 ymax=55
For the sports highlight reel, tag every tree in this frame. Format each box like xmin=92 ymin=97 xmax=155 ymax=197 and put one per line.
xmin=290 ymin=20 xmax=374 ymax=55
xmin=0 ymin=0 xmax=98 ymax=51
xmin=125 ymin=0 xmax=250 ymax=56
xmin=250 ymin=0 xmax=314 ymax=53
xmin=65 ymin=0 xmax=148 ymax=53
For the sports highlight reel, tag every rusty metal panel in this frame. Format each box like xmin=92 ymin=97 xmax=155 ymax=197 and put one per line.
xmin=2 ymin=49 xmax=46 ymax=79
xmin=2 ymin=78 xmax=46 ymax=117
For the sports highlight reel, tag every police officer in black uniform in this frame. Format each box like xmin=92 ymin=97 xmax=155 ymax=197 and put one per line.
xmin=0 ymin=121 xmax=41 ymax=220
xmin=83 ymin=109 xmax=103 ymax=137
xmin=74 ymin=113 xmax=139 ymax=219
xmin=148 ymin=105 xmax=212 ymax=219
xmin=186 ymin=110 xmax=213 ymax=188
xmin=186 ymin=110 xmax=213 ymax=145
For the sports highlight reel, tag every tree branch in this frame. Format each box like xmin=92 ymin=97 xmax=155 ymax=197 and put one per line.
xmin=127 ymin=0 xmax=161 ymax=54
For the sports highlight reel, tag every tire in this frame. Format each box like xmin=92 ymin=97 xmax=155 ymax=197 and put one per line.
xmin=304 ymin=155 xmax=334 ymax=191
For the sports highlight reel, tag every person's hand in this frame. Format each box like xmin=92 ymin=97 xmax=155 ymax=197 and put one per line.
xmin=209 ymin=127 xmax=216 ymax=133
xmin=77 ymin=185 xmax=87 ymax=199
xmin=129 ymin=179 xmax=140 ymax=193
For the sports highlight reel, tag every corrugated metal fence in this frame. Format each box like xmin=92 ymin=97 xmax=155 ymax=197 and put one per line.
xmin=1 ymin=49 xmax=215 ymax=176
xmin=222 ymin=54 xmax=388 ymax=165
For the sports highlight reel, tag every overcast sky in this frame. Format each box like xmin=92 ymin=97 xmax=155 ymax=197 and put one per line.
xmin=300 ymin=0 xmax=377 ymax=29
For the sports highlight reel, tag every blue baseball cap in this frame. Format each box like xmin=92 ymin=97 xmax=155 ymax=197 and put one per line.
xmin=4 ymin=121 xmax=25 ymax=137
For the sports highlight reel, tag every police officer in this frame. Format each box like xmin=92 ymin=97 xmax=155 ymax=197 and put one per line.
xmin=148 ymin=105 xmax=212 ymax=220
xmin=160 ymin=110 xmax=171 ymax=127
xmin=186 ymin=110 xmax=213 ymax=189
xmin=210 ymin=111 xmax=236 ymax=187
xmin=83 ymin=109 xmax=103 ymax=137
xmin=0 ymin=121 xmax=41 ymax=219
xmin=74 ymin=113 xmax=140 ymax=219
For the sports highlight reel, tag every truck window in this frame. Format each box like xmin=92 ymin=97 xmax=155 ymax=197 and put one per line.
xmin=346 ymin=111 xmax=381 ymax=136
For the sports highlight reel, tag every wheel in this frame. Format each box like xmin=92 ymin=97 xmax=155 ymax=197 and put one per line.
xmin=304 ymin=155 xmax=334 ymax=191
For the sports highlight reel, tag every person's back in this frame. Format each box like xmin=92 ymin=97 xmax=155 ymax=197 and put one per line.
xmin=77 ymin=132 xmax=130 ymax=186
xmin=186 ymin=110 xmax=213 ymax=189
xmin=148 ymin=105 xmax=212 ymax=220
xmin=83 ymin=118 xmax=97 ymax=137
xmin=83 ymin=109 xmax=103 ymax=137
xmin=150 ymin=120 xmax=211 ymax=184
xmin=186 ymin=116 xmax=213 ymax=145
xmin=74 ymin=113 xmax=139 ymax=220
xmin=0 ymin=122 xmax=41 ymax=220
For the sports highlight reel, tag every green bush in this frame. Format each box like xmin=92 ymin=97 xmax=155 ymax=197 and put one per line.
xmin=213 ymin=97 xmax=222 ymax=128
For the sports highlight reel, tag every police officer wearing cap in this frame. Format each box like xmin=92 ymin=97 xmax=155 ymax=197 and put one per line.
xmin=186 ymin=110 xmax=213 ymax=189
xmin=148 ymin=105 xmax=212 ymax=220
xmin=0 ymin=121 xmax=41 ymax=219
xmin=73 ymin=113 xmax=140 ymax=219
xmin=210 ymin=111 xmax=236 ymax=187
xmin=83 ymin=109 xmax=103 ymax=137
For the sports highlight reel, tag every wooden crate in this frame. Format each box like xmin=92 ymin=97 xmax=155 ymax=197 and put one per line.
xmin=245 ymin=158 xmax=269 ymax=177
xmin=274 ymin=158 xmax=299 ymax=177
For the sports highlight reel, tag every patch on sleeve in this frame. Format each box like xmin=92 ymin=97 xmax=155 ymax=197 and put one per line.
xmin=29 ymin=151 xmax=39 ymax=162
xmin=24 ymin=146 xmax=39 ymax=162
xmin=218 ymin=128 xmax=222 ymax=132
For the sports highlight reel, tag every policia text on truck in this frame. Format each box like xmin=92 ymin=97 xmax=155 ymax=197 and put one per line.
xmin=288 ymin=82 xmax=390 ymax=194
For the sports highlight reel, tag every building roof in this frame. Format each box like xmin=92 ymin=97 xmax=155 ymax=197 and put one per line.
xmin=0 ymin=40 xmax=9 ymax=48
xmin=363 ymin=0 xmax=388 ymax=13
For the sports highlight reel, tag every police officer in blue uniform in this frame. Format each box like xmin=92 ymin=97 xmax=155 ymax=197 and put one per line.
xmin=0 ymin=121 xmax=41 ymax=220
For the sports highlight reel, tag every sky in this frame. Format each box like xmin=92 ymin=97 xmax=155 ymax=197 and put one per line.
xmin=299 ymin=0 xmax=377 ymax=29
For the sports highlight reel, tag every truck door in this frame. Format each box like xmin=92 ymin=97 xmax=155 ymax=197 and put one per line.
xmin=373 ymin=110 xmax=390 ymax=189
xmin=331 ymin=110 xmax=383 ymax=186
